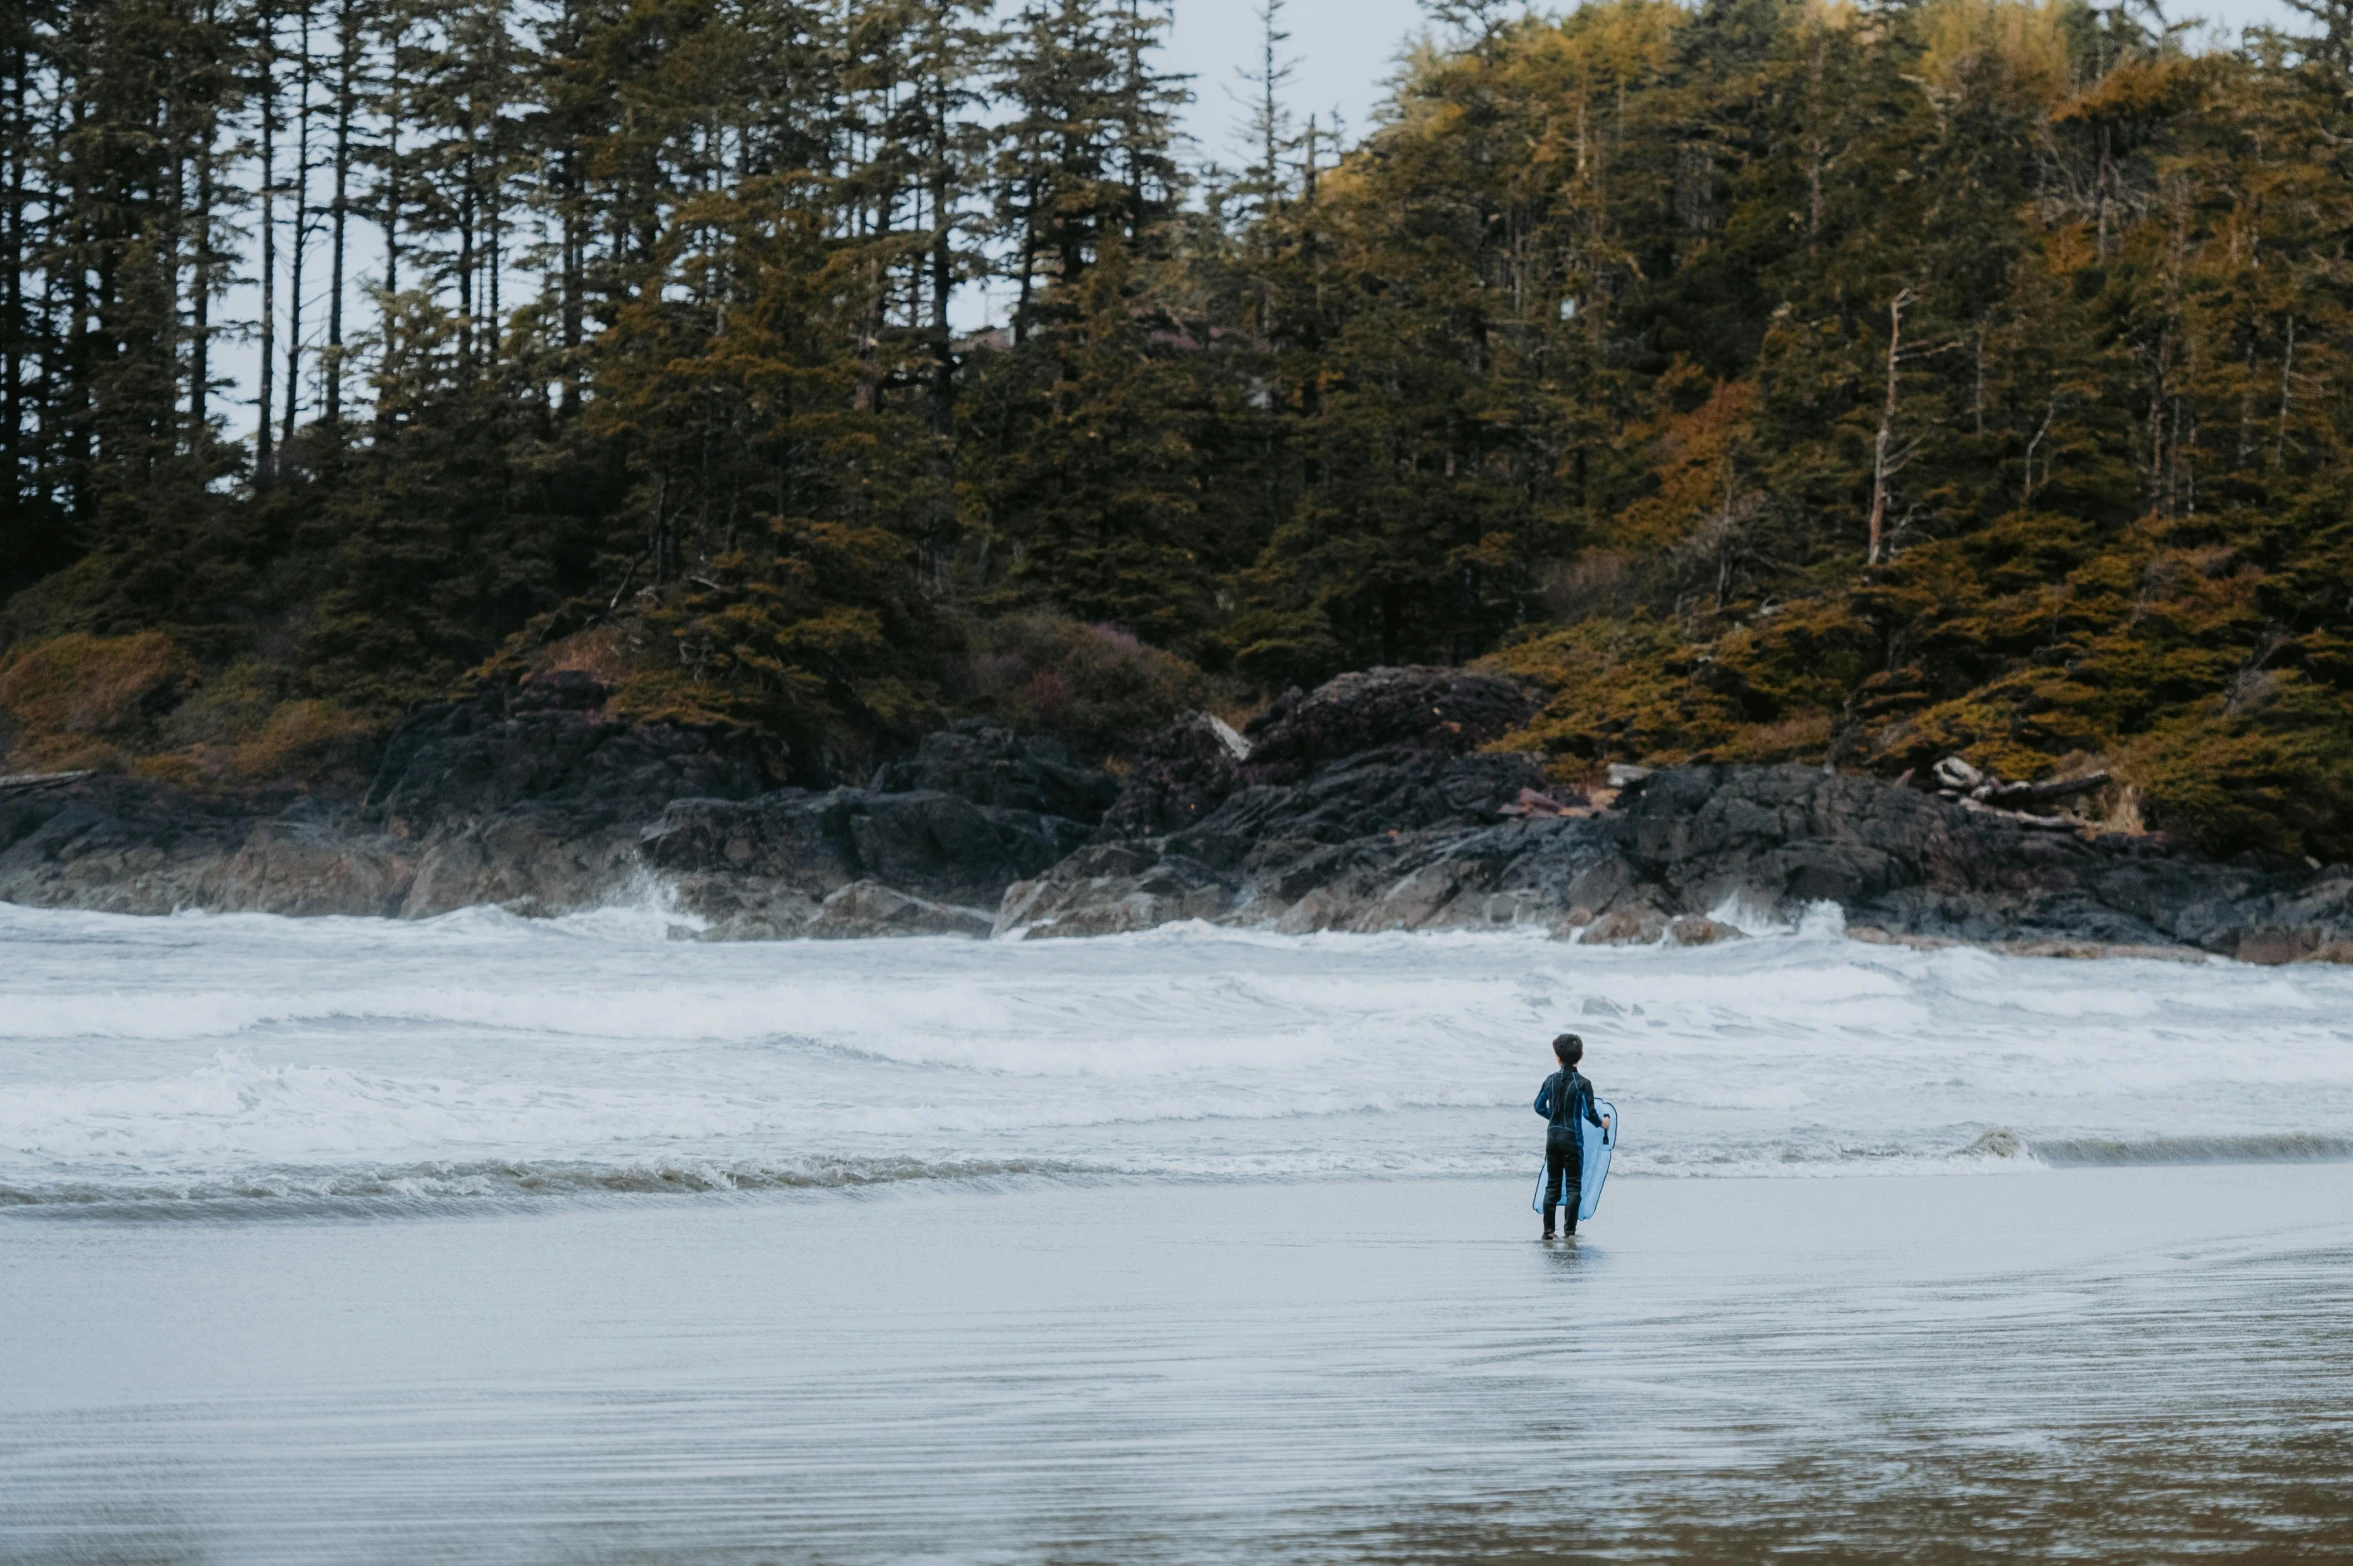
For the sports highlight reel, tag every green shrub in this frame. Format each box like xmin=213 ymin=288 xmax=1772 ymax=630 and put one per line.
xmin=952 ymin=611 xmax=1207 ymax=763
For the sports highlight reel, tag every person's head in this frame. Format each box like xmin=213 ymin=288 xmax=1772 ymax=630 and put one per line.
xmin=1552 ymin=1032 xmax=1584 ymax=1067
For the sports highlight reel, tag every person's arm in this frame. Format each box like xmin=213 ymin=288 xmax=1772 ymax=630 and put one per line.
xmin=1583 ymin=1083 xmax=1604 ymax=1128
xmin=1533 ymin=1075 xmax=1555 ymax=1118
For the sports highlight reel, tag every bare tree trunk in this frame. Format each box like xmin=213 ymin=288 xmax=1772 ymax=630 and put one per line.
xmin=2 ymin=43 xmax=25 ymax=496
xmin=487 ymin=157 xmax=501 ymax=364
xmin=553 ymin=0 xmax=579 ymax=413
xmin=560 ymin=163 xmax=581 ymax=410
xmin=1012 ymin=185 xmax=1036 ymax=345
xmin=1866 ymin=286 xmax=1912 ymax=566
xmin=180 ymin=0 xmax=224 ymax=450
xmin=164 ymin=110 xmax=185 ymax=453
xmin=484 ymin=21 xmax=504 ymax=366
xmin=63 ymin=96 xmax=94 ymax=521
xmin=458 ymin=137 xmax=475 ymax=367
xmin=256 ymin=0 xmax=277 ymax=477
xmin=191 ymin=82 xmax=214 ymax=442
xmin=325 ymin=0 xmax=356 ymax=426
xmin=379 ymin=14 xmax=402 ymax=407
xmin=283 ymin=0 xmax=313 ymax=447
xmin=2022 ymin=397 xmax=2056 ymax=511
xmin=927 ymin=86 xmax=955 ymax=443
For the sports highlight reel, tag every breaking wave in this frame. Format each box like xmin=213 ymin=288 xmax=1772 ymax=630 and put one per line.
xmin=2024 ymin=1131 xmax=2353 ymax=1167
xmin=0 ymin=1153 xmax=1110 ymax=1213
xmin=4 ymin=901 xmax=2350 ymax=1214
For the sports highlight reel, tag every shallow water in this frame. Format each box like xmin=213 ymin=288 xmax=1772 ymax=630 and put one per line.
xmin=5 ymin=901 xmax=2352 ymax=1210
xmin=6 ymin=1169 xmax=2351 ymax=1562
xmin=5 ymin=903 xmax=2353 ymax=1561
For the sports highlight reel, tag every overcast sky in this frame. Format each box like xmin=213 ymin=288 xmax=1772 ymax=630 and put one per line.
xmin=1162 ymin=0 xmax=1433 ymax=166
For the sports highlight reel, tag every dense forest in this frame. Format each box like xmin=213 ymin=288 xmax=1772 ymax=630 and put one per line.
xmin=4 ymin=0 xmax=2353 ymax=860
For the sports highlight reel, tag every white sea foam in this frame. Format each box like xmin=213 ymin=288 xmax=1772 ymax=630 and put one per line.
xmin=2 ymin=901 xmax=2350 ymax=1208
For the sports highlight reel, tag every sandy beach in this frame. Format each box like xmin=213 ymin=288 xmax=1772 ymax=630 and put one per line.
xmin=8 ymin=1162 xmax=2352 ymax=1563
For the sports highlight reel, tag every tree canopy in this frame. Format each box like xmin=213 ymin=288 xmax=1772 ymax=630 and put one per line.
xmin=3 ymin=0 xmax=2353 ymax=858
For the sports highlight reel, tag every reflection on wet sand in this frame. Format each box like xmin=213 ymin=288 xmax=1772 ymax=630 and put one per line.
xmin=7 ymin=1163 xmax=2352 ymax=1563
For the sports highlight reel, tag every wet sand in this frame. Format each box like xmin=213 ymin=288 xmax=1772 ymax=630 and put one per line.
xmin=7 ymin=1163 xmax=2353 ymax=1563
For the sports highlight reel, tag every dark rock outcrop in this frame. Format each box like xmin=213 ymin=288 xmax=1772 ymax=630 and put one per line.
xmin=995 ymin=675 xmax=2353 ymax=962
xmin=868 ymin=719 xmax=1117 ymax=824
xmin=800 ymin=881 xmax=997 ymax=940
xmin=993 ymin=842 xmax=1237 ymax=939
xmin=1096 ymin=711 xmax=1251 ymax=838
xmin=366 ymin=670 xmax=767 ymax=833
xmin=0 ymin=774 xmax=416 ymax=917
xmin=1604 ymin=764 xmax=2353 ymax=960
xmin=352 ymin=672 xmax=768 ymax=916
xmin=1096 ymin=666 xmax=1535 ymax=840
xmin=1000 ymin=667 xmax=1563 ymax=938
xmin=643 ymin=785 xmax=1090 ymax=938
xmin=9 ymin=662 xmax=2353 ymax=960
xmin=0 ymin=673 xmax=1110 ymax=930
xmin=1236 ymin=666 xmax=1536 ymax=783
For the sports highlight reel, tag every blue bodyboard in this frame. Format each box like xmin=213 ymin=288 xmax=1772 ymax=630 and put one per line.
xmin=1530 ymin=1098 xmax=1619 ymax=1219
xmin=1579 ymin=1099 xmax=1616 ymax=1221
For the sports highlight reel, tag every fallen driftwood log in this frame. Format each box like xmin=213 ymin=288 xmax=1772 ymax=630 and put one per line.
xmin=1956 ymin=797 xmax=2085 ymax=831
xmin=0 ymin=770 xmax=95 ymax=796
xmin=1979 ymin=771 xmax=2110 ymax=808
xmin=1929 ymin=756 xmax=2107 ymax=820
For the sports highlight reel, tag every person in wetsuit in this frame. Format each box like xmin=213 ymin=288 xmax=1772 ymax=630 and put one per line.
xmin=1534 ymin=1032 xmax=1606 ymax=1239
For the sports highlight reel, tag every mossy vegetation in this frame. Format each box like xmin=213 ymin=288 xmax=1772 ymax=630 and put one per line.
xmin=0 ymin=633 xmax=197 ymax=774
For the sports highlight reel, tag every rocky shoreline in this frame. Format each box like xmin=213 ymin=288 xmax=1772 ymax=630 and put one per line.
xmin=4 ymin=666 xmax=2350 ymax=962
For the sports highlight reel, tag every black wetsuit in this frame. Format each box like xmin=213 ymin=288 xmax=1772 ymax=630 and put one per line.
xmin=1534 ymin=1067 xmax=1603 ymax=1231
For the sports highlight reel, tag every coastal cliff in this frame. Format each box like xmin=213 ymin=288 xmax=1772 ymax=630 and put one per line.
xmin=4 ymin=666 xmax=2349 ymax=962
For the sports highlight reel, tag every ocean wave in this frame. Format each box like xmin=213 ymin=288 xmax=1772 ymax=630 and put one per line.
xmin=2026 ymin=1131 xmax=2353 ymax=1167
xmin=0 ymin=1152 xmax=1111 ymax=1214
xmin=0 ymin=980 xmax=1030 ymax=1042
xmin=6 ymin=902 xmax=2351 ymax=1213
xmin=24 ymin=1124 xmax=2345 ymax=1216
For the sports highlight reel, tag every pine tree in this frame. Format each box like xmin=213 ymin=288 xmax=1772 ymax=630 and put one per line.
xmin=993 ymin=0 xmax=1184 ymax=340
